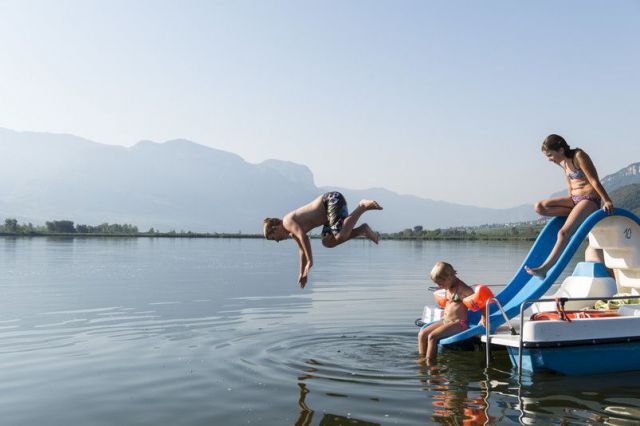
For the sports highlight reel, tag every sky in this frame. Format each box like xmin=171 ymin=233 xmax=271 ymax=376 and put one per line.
xmin=1 ymin=0 xmax=639 ymax=208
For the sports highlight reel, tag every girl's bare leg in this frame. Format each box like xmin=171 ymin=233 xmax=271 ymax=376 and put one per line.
xmin=418 ymin=321 xmax=443 ymax=357
xmin=426 ymin=322 xmax=465 ymax=360
xmin=526 ymin=200 xmax=599 ymax=277
xmin=534 ymin=196 xmax=575 ymax=217
xmin=585 ymin=245 xmax=615 ymax=276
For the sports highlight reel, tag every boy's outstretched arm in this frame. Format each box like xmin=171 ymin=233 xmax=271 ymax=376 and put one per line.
xmin=298 ymin=249 xmax=308 ymax=288
xmin=287 ymin=220 xmax=313 ymax=287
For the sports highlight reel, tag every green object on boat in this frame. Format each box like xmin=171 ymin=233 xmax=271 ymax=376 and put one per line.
xmin=593 ymin=293 xmax=636 ymax=310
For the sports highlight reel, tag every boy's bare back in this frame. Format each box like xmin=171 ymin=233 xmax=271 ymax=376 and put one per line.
xmin=283 ymin=195 xmax=327 ymax=233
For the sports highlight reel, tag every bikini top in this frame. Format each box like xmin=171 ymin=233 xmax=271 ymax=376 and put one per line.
xmin=565 ymin=158 xmax=586 ymax=180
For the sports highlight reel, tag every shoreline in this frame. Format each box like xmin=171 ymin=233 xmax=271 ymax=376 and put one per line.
xmin=0 ymin=232 xmax=537 ymax=241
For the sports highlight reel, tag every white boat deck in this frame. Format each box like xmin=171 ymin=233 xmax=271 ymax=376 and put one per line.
xmin=482 ymin=305 xmax=640 ymax=348
xmin=481 ymin=333 xmax=520 ymax=347
xmin=481 ymin=321 xmax=521 ymax=347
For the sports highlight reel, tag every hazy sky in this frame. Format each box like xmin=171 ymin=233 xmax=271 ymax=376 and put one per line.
xmin=1 ymin=1 xmax=638 ymax=208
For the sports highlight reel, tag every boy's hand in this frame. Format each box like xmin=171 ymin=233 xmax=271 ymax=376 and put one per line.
xmin=298 ymin=263 xmax=312 ymax=288
xmin=298 ymin=274 xmax=308 ymax=289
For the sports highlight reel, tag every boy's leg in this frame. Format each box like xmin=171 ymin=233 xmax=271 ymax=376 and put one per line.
xmin=333 ymin=200 xmax=382 ymax=244
xmin=321 ymin=234 xmax=339 ymax=248
xmin=322 ymin=224 xmax=378 ymax=247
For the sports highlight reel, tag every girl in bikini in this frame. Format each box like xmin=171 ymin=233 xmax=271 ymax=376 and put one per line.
xmin=418 ymin=261 xmax=475 ymax=363
xmin=525 ymin=134 xmax=614 ymax=278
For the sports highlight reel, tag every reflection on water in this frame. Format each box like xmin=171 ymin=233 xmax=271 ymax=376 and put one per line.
xmin=425 ymin=364 xmax=492 ymax=425
xmin=0 ymin=237 xmax=638 ymax=425
xmin=484 ymin=360 xmax=640 ymax=424
xmin=295 ymin=381 xmax=382 ymax=426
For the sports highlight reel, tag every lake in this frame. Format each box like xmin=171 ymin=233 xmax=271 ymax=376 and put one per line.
xmin=1 ymin=237 xmax=639 ymax=425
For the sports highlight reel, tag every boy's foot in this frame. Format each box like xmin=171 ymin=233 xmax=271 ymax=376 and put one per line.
xmin=363 ymin=224 xmax=380 ymax=244
xmin=359 ymin=199 xmax=383 ymax=211
xmin=525 ymin=265 xmax=547 ymax=279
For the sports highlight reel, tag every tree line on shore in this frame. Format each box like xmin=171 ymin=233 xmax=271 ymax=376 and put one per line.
xmin=381 ymin=222 xmax=546 ymax=241
xmin=1 ymin=219 xmax=141 ymax=235
xmin=0 ymin=218 xmax=255 ymax=238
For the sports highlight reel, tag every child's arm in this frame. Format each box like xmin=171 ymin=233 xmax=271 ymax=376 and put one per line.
xmin=287 ymin=220 xmax=313 ymax=287
xmin=577 ymin=151 xmax=613 ymax=213
xmin=460 ymin=280 xmax=486 ymax=324
xmin=298 ymin=249 xmax=309 ymax=288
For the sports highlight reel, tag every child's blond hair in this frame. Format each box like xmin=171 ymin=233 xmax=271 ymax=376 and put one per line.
xmin=430 ymin=261 xmax=457 ymax=282
xmin=263 ymin=218 xmax=282 ymax=238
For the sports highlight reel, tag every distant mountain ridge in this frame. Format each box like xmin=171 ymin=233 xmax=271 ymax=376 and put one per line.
xmin=0 ymin=129 xmax=319 ymax=232
xmin=602 ymin=163 xmax=640 ymax=192
xmin=0 ymin=128 xmax=635 ymax=232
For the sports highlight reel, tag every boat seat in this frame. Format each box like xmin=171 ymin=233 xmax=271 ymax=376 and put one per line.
xmin=531 ymin=262 xmax=617 ymax=313
xmin=617 ymin=304 xmax=640 ymax=317
xmin=589 ymin=216 xmax=640 ymax=290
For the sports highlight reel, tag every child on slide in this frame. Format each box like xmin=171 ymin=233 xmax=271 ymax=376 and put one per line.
xmin=418 ymin=262 xmax=483 ymax=364
xmin=525 ymin=134 xmax=614 ymax=278
xmin=263 ymin=192 xmax=382 ymax=288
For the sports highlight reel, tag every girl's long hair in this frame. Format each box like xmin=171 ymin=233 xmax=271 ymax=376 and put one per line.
xmin=542 ymin=134 xmax=578 ymax=158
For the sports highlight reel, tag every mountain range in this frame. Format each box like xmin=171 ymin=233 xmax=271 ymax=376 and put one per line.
xmin=1 ymin=128 xmax=638 ymax=233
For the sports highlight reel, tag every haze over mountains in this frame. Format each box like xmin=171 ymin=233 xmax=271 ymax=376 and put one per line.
xmin=1 ymin=128 xmax=638 ymax=233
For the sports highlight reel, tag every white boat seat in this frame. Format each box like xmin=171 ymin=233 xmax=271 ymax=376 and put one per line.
xmin=617 ymin=304 xmax=640 ymax=317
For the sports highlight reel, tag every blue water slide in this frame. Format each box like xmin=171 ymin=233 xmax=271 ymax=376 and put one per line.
xmin=434 ymin=208 xmax=640 ymax=346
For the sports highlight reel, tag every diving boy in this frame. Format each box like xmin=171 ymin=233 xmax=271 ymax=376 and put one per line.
xmin=263 ymin=192 xmax=383 ymax=288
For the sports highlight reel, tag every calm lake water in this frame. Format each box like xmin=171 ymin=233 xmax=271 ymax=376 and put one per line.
xmin=1 ymin=237 xmax=639 ymax=425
